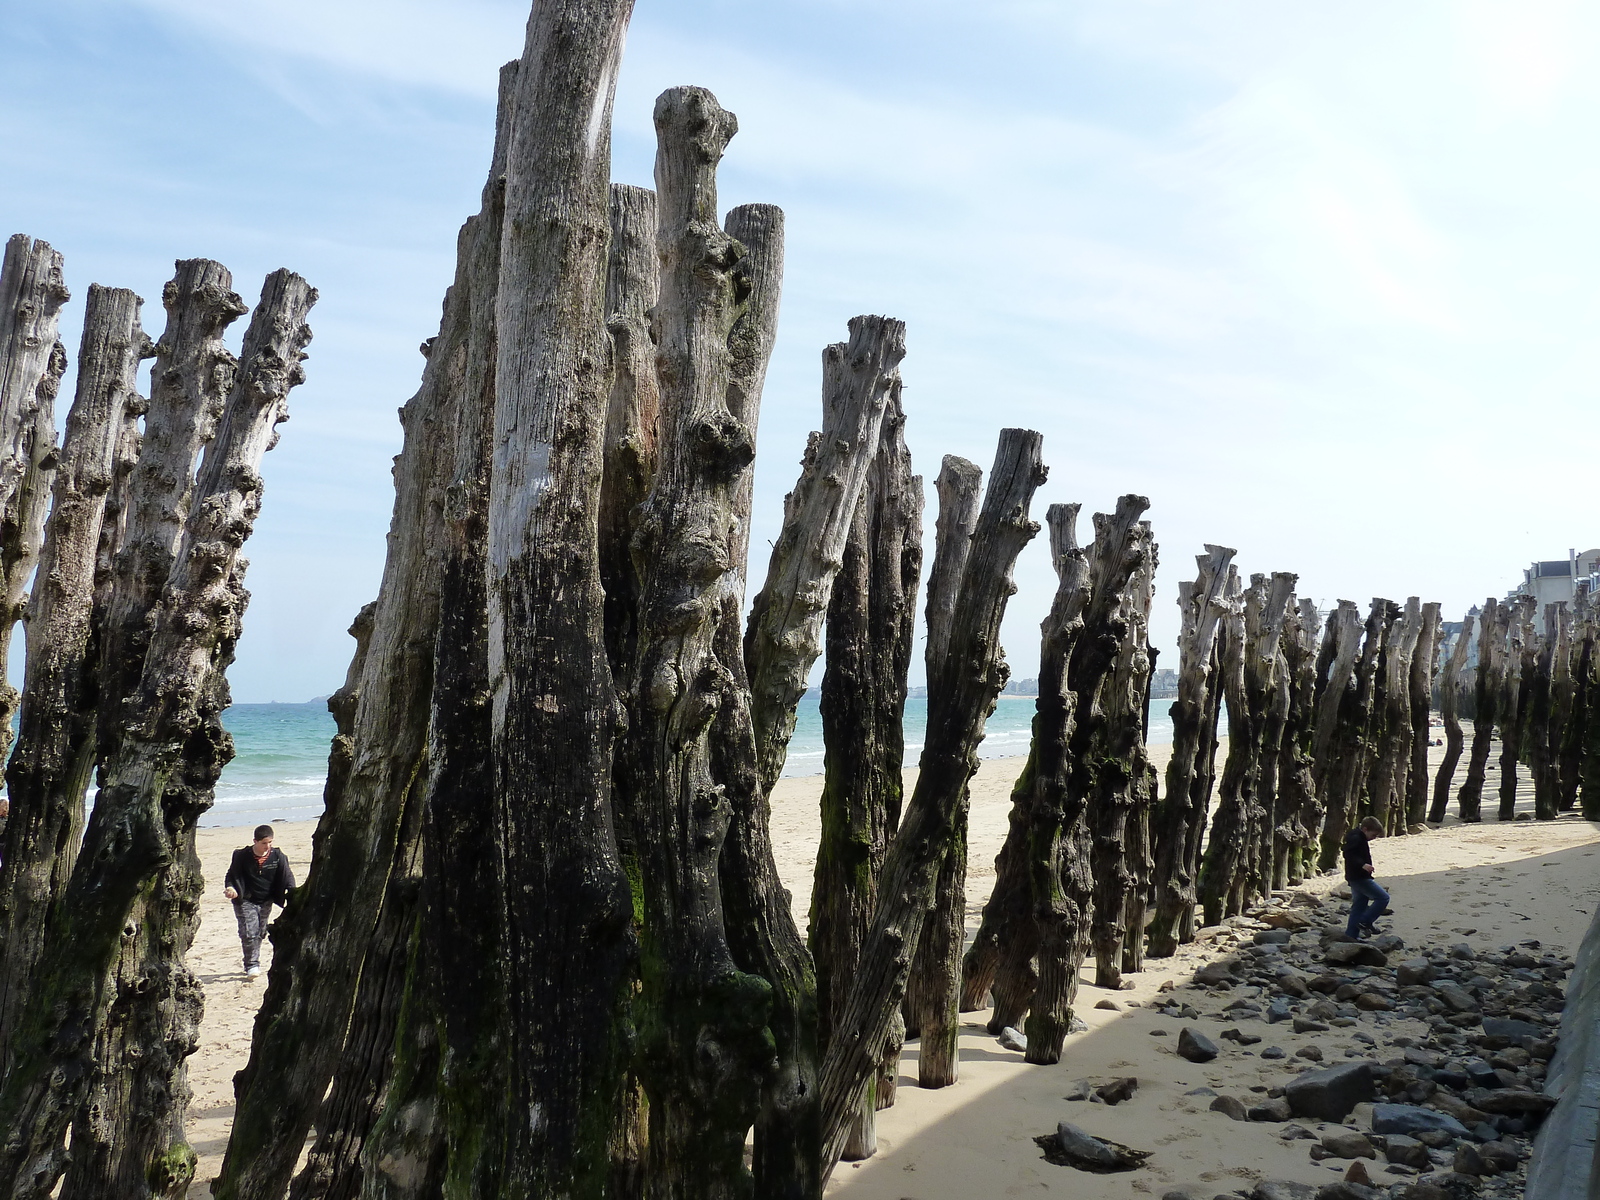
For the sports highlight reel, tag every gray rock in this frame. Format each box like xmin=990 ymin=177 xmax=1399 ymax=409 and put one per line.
xmin=1463 ymin=1086 xmax=1556 ymax=1114
xmin=1256 ymin=929 xmax=1294 ymax=945
xmin=1179 ymin=1027 xmax=1220 ymax=1063
xmin=1222 ymin=1028 xmax=1262 ymax=1046
xmin=998 ymin=1026 xmax=1028 ymax=1053
xmin=1477 ymin=1141 xmax=1520 ymax=1172
xmin=1095 ymin=998 xmax=1122 ymax=1011
xmin=1195 ymin=961 xmax=1239 ymax=986
xmin=1384 ymin=1135 xmax=1431 ymax=1168
xmin=1320 ymin=1129 xmax=1376 ymax=1159
xmin=1432 ymin=982 xmax=1478 ymax=1014
xmin=1448 ymin=943 xmax=1475 ymax=960
xmin=1064 ymin=1077 xmax=1095 ymax=1101
xmin=1285 ymin=1061 xmax=1374 ymax=1121
xmin=1096 ymin=1076 xmax=1138 ymax=1105
xmin=1293 ymin=1016 xmax=1331 ymax=1033
xmin=1315 ymin=1184 xmax=1384 ymax=1200
xmin=1452 ymin=1143 xmax=1486 ymax=1176
xmin=1261 ymin=1045 xmax=1286 ymax=1059
xmin=1280 ymin=1123 xmax=1316 ymax=1140
xmin=1210 ymin=1095 xmax=1249 ymax=1121
xmin=1479 ymin=1017 xmax=1540 ymax=1044
xmin=1055 ymin=1121 xmax=1120 ymax=1168
xmin=1370 ymin=1104 xmax=1469 ymax=1137
xmin=1397 ymin=959 xmax=1435 ymax=986
xmin=1248 ymin=1097 xmax=1292 ymax=1122
xmin=1462 ymin=1060 xmax=1499 ymax=1089
xmin=1325 ymin=943 xmax=1388 ymax=968
xmin=1251 ymin=1181 xmax=1318 ymax=1200
xmin=1294 ymin=1045 xmax=1324 ymax=1062
xmin=1163 ymin=1191 xmax=1204 ymax=1200
xmin=1068 ymin=1015 xmax=1089 ymax=1034
xmin=1267 ymin=999 xmax=1293 ymax=1023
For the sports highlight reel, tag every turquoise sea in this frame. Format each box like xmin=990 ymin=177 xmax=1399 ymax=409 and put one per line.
xmin=200 ymin=693 xmax=1183 ymax=829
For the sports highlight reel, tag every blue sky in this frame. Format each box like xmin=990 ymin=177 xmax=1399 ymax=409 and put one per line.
xmin=3 ymin=0 xmax=1597 ymax=701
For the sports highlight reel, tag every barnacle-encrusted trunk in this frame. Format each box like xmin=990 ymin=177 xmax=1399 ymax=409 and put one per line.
xmin=0 ymin=272 xmax=313 ymax=1200
xmin=1499 ymin=599 xmax=1535 ymax=820
xmin=1276 ymin=599 xmax=1319 ymax=887
xmin=1317 ymin=600 xmax=1386 ymax=869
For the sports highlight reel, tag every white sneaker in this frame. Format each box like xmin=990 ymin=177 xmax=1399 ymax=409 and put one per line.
xmin=246 ymin=966 xmax=261 ymax=978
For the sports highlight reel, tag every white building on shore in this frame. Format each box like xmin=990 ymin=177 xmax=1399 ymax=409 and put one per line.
xmin=1510 ymin=548 xmax=1600 ymax=610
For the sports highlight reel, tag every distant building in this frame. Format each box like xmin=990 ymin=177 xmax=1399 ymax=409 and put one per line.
xmin=1510 ymin=547 xmax=1600 ymax=610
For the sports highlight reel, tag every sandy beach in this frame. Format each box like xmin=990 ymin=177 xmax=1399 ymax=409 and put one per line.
xmin=184 ymin=736 xmax=1600 ymax=1197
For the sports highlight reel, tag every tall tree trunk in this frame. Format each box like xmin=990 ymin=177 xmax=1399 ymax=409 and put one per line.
xmin=0 ymin=235 xmax=70 ymax=768
xmin=809 ymin=387 xmax=920 ymax=1157
xmin=903 ymin=456 xmax=983 ymax=1088
xmin=818 ymin=428 xmax=1045 ymax=1176
xmin=0 ymin=272 xmax=313 ymax=1200
xmin=0 ymin=285 xmax=150 ymax=1075
xmin=1146 ymin=545 xmax=1233 ymax=957
xmin=1429 ymin=611 xmax=1475 ymax=822
xmin=1458 ymin=598 xmax=1503 ymax=822
xmin=1404 ymin=602 xmax=1441 ymax=827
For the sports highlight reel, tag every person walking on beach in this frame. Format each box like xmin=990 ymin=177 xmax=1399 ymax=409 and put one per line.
xmin=1343 ymin=815 xmax=1389 ymax=939
xmin=224 ymin=824 xmax=294 ymax=979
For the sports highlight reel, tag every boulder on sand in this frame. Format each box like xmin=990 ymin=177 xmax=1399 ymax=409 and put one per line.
xmin=1286 ymin=1062 xmax=1374 ymax=1121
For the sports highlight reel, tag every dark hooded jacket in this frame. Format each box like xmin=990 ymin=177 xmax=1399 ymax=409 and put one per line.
xmin=1342 ymin=827 xmax=1373 ymax=883
xmin=225 ymin=846 xmax=295 ymax=906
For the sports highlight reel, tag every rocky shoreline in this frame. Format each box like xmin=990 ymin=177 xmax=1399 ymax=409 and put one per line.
xmin=1042 ymin=885 xmax=1567 ymax=1200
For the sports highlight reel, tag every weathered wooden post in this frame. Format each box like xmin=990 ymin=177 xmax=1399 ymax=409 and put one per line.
xmin=1366 ymin=598 xmax=1421 ymax=835
xmin=1198 ymin=572 xmax=1293 ymax=923
xmin=1499 ymin=598 xmax=1536 ymax=820
xmin=1146 ymin=546 xmax=1233 ymax=956
xmin=1405 ymin=602 xmax=1442 ymax=827
xmin=1429 ymin=611 xmax=1475 ymax=822
xmin=1560 ymin=598 xmax=1591 ymax=813
xmin=1083 ymin=500 xmax=1156 ymax=987
xmin=818 ymin=429 xmax=1045 ymax=1176
xmin=0 ymin=271 xmax=314 ymax=1200
xmin=1458 ymin=598 xmax=1504 ymax=822
xmin=730 ymin=313 xmax=899 ymax=1197
xmin=1530 ymin=604 xmax=1561 ymax=821
xmin=0 ymin=236 xmax=69 ymax=769
xmin=1275 ymin=597 xmax=1320 ymax=887
xmin=903 ymin=455 xmax=980 ymax=1089
xmin=0 ymin=285 xmax=151 ymax=1076
xmin=810 ymin=385 xmax=921 ymax=1155
xmin=1317 ymin=599 xmax=1387 ymax=868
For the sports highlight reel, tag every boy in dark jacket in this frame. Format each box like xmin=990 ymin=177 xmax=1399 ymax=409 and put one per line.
xmin=224 ymin=824 xmax=295 ymax=978
xmin=1343 ymin=816 xmax=1388 ymax=939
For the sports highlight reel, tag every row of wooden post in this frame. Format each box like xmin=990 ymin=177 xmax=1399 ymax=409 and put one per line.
xmin=949 ymin=545 xmax=1600 ymax=1064
xmin=0 ymin=234 xmax=314 ymax=1197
